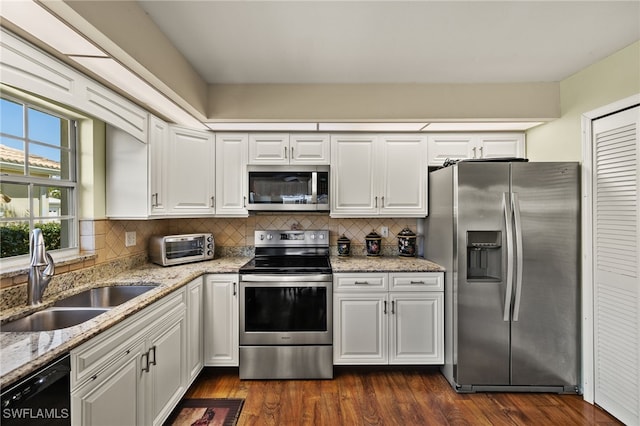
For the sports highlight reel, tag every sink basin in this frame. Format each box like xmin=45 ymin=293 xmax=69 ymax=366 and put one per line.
xmin=53 ymin=285 xmax=158 ymax=308
xmin=1 ymin=308 xmax=110 ymax=332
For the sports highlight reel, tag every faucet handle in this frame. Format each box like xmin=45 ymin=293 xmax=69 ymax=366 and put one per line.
xmin=43 ymin=252 xmax=55 ymax=277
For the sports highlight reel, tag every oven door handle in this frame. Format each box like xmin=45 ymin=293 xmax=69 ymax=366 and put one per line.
xmin=240 ymin=274 xmax=332 ymax=282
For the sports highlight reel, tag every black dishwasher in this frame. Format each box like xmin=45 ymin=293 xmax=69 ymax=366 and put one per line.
xmin=1 ymin=354 xmax=71 ymax=426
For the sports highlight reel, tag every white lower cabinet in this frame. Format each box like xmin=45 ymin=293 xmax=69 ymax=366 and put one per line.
xmin=71 ymin=288 xmax=188 ymax=426
xmin=204 ymin=274 xmax=239 ymax=366
xmin=333 ymin=272 xmax=444 ymax=365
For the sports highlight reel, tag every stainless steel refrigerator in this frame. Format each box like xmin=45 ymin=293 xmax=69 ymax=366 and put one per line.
xmin=425 ymin=161 xmax=580 ymax=393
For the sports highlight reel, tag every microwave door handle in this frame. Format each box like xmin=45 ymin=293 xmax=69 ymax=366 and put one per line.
xmin=311 ymin=171 xmax=317 ymax=204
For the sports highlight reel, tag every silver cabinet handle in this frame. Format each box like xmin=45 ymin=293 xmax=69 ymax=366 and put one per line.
xmin=391 ymin=301 xmax=395 ymax=314
xmin=410 ymin=281 xmax=425 ymax=284
xmin=243 ymin=196 xmax=247 ymax=208
xmin=479 ymin=146 xmax=484 ymax=158
xmin=210 ymin=196 xmax=215 ymax=208
xmin=233 ymin=282 xmax=237 ymax=296
xmin=472 ymin=147 xmax=477 ymax=158
xmin=290 ymin=146 xmax=294 ymax=159
xmin=284 ymin=146 xmax=287 ymax=159
xmin=383 ymin=300 xmax=387 ymax=314
xmin=354 ymin=281 xmax=369 ymax=285
xmin=381 ymin=196 xmax=384 ymax=207
xmin=149 ymin=346 xmax=157 ymax=366
xmin=375 ymin=196 xmax=378 ymax=208
xmin=141 ymin=352 xmax=150 ymax=373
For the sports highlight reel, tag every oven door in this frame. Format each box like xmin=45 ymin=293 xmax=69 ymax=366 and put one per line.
xmin=239 ymin=274 xmax=332 ymax=346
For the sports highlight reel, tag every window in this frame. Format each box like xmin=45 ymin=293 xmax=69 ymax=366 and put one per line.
xmin=0 ymin=96 xmax=77 ymax=260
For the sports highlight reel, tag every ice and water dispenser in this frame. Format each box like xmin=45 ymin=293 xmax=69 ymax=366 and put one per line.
xmin=466 ymin=231 xmax=502 ymax=281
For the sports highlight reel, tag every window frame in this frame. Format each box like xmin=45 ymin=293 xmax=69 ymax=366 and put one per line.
xmin=0 ymin=93 xmax=79 ymax=266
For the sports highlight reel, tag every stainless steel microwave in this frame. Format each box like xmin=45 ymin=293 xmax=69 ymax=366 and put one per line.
xmin=149 ymin=233 xmax=214 ymax=266
xmin=247 ymin=165 xmax=329 ymax=211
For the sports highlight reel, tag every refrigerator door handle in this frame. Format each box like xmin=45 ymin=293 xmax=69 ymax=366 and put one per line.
xmin=511 ymin=192 xmax=524 ymax=321
xmin=503 ymin=192 xmax=514 ymax=322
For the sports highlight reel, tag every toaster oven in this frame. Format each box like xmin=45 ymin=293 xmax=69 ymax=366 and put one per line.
xmin=149 ymin=233 xmax=214 ymax=266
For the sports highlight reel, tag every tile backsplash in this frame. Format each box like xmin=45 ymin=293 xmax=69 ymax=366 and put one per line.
xmin=1 ymin=215 xmax=420 ymax=290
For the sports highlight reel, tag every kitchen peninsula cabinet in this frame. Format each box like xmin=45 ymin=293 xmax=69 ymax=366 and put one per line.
xmin=70 ymin=288 xmax=187 ymax=426
xmin=204 ymin=274 xmax=239 ymax=366
xmin=249 ymin=133 xmax=330 ymax=164
xmin=330 ymin=134 xmax=427 ymax=217
xmin=427 ymin=133 xmax=525 ymax=167
xmin=333 ymin=272 xmax=444 ymax=365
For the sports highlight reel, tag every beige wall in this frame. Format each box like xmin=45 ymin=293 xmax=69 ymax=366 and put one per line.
xmin=526 ymin=41 xmax=640 ymax=161
xmin=208 ymin=83 xmax=560 ymax=121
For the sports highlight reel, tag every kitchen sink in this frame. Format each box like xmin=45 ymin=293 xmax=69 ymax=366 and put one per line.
xmin=1 ymin=308 xmax=110 ymax=332
xmin=53 ymin=285 xmax=158 ymax=308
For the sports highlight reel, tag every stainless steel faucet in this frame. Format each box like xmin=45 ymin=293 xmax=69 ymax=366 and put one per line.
xmin=27 ymin=228 xmax=55 ymax=305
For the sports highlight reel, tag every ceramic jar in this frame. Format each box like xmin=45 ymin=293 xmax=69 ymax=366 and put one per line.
xmin=365 ymin=230 xmax=382 ymax=256
xmin=398 ymin=227 xmax=417 ymax=257
xmin=337 ymin=234 xmax=351 ymax=256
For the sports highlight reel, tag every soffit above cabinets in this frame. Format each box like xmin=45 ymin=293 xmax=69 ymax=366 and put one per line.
xmin=204 ymin=122 xmax=544 ymax=132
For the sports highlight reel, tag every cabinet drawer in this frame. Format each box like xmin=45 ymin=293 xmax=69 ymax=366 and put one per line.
xmin=389 ymin=272 xmax=444 ymax=292
xmin=334 ymin=273 xmax=388 ymax=292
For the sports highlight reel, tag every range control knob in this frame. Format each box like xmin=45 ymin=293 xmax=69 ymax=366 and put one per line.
xmin=266 ymin=233 xmax=273 ymax=240
xmin=310 ymin=233 xmax=316 ymax=240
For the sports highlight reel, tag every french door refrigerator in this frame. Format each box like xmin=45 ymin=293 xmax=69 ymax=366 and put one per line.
xmin=425 ymin=161 xmax=580 ymax=393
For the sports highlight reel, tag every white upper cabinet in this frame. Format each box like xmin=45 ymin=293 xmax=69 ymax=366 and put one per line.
xmin=379 ymin=134 xmax=428 ymax=216
xmin=249 ymin=133 xmax=329 ymax=164
xmin=290 ymin=134 xmax=330 ymax=164
xmin=149 ymin=116 xmax=169 ymax=216
xmin=167 ymin=126 xmax=215 ymax=215
xmin=215 ymin=134 xmax=249 ymax=216
xmin=427 ymin=133 xmax=525 ymax=167
xmin=331 ymin=134 xmax=427 ymax=217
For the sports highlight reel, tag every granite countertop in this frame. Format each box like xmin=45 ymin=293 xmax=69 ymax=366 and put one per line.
xmin=0 ymin=257 xmax=250 ymax=387
xmin=330 ymin=255 xmax=445 ymax=273
xmin=1 ymin=255 xmax=444 ymax=387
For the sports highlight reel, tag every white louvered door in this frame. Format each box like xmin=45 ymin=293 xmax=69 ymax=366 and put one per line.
xmin=592 ymin=105 xmax=640 ymax=426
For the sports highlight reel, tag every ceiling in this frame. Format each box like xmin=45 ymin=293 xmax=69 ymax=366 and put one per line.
xmin=137 ymin=0 xmax=640 ymax=85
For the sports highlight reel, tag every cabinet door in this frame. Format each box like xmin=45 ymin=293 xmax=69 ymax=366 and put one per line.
xmin=478 ymin=133 xmax=525 ymax=159
xmin=105 ymin=124 xmax=149 ymax=219
xmin=331 ymin=135 xmax=379 ymax=216
xmin=248 ymin=133 xmax=289 ymax=164
xmin=167 ymin=127 xmax=215 ymax=215
xmin=389 ymin=292 xmax=444 ymax=365
xmin=427 ymin=134 xmax=475 ymax=166
xmin=186 ymin=278 xmax=204 ymax=386
xmin=380 ymin=135 xmax=428 ymax=216
xmin=146 ymin=309 xmax=187 ymax=426
xmin=290 ymin=134 xmax=330 ymax=164
xmin=149 ymin=116 xmax=169 ymax=215
xmin=215 ymin=134 xmax=249 ymax=216
xmin=204 ymin=275 xmax=239 ymax=366
xmin=71 ymin=341 xmax=146 ymax=426
xmin=333 ymin=293 xmax=388 ymax=364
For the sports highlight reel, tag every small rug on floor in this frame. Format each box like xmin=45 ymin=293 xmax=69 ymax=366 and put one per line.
xmin=164 ymin=398 xmax=244 ymax=426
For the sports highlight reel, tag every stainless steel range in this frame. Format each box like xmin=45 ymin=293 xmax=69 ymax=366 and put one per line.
xmin=239 ymin=229 xmax=333 ymax=379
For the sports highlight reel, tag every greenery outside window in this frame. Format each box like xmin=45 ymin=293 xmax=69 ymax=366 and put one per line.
xmin=0 ymin=95 xmax=78 ymax=260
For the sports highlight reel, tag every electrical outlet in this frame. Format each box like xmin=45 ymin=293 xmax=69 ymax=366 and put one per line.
xmin=380 ymin=226 xmax=389 ymax=238
xmin=125 ymin=231 xmax=136 ymax=247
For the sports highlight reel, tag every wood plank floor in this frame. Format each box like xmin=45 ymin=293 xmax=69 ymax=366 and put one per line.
xmin=183 ymin=367 xmax=622 ymax=425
